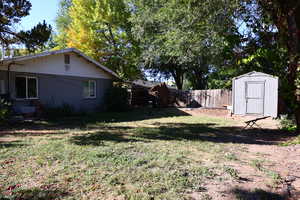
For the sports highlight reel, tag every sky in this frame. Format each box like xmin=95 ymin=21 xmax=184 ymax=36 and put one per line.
xmin=17 ymin=0 xmax=60 ymax=32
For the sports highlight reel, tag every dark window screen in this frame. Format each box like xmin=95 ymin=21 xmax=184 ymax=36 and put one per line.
xmin=28 ymin=78 xmax=37 ymax=98
xmin=16 ymin=77 xmax=26 ymax=98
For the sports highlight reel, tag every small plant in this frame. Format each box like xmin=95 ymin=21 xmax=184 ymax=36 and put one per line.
xmin=225 ymin=152 xmax=238 ymax=161
xmin=279 ymin=115 xmax=296 ymax=132
xmin=0 ymin=98 xmax=12 ymax=124
xmin=105 ymin=86 xmax=130 ymax=112
xmin=43 ymin=103 xmax=78 ymax=119
xmin=224 ymin=166 xmax=239 ymax=180
xmin=250 ymin=159 xmax=263 ymax=171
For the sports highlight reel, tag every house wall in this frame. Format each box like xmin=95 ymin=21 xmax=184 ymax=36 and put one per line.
xmin=0 ymin=52 xmax=112 ymax=79
xmin=233 ymin=74 xmax=278 ymax=117
xmin=0 ymin=70 xmax=112 ymax=112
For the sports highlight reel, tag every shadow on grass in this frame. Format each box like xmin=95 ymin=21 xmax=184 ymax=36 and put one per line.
xmin=231 ymin=188 xmax=284 ymax=200
xmin=1 ymin=108 xmax=296 ymax=146
xmin=0 ymin=141 xmax=27 ymax=149
xmin=0 ymin=108 xmax=190 ymax=134
xmin=69 ymin=122 xmax=294 ymax=146
xmin=0 ymin=187 xmax=68 ymax=200
xmin=71 ymin=131 xmax=143 ymax=146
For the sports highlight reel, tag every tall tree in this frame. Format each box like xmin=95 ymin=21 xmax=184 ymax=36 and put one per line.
xmin=0 ymin=0 xmax=32 ymax=45
xmin=130 ymin=0 xmax=240 ymax=89
xmin=18 ymin=20 xmax=52 ymax=53
xmin=59 ymin=0 xmax=141 ymax=80
xmin=255 ymin=0 xmax=300 ymax=131
xmin=55 ymin=0 xmax=72 ymax=48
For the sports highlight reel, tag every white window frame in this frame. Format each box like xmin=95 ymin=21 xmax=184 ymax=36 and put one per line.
xmin=83 ymin=80 xmax=97 ymax=99
xmin=15 ymin=76 xmax=39 ymax=100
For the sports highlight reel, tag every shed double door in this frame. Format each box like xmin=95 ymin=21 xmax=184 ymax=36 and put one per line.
xmin=245 ymin=81 xmax=265 ymax=115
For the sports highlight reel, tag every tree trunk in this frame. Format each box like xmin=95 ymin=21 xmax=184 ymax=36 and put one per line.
xmin=286 ymin=11 xmax=300 ymax=133
xmin=171 ymin=68 xmax=184 ymax=90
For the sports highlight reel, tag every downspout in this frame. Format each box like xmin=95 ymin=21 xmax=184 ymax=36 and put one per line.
xmin=7 ymin=62 xmax=13 ymax=100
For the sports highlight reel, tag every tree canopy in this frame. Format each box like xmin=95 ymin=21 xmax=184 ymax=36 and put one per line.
xmin=55 ymin=0 xmax=142 ymax=80
xmin=0 ymin=0 xmax=32 ymax=45
xmin=129 ymin=0 xmax=241 ymax=89
xmin=18 ymin=20 xmax=52 ymax=53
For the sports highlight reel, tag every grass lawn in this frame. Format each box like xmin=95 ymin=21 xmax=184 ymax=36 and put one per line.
xmin=0 ymin=108 xmax=297 ymax=200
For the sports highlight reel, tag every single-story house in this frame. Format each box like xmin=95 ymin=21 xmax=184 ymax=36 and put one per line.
xmin=0 ymin=48 xmax=119 ymax=114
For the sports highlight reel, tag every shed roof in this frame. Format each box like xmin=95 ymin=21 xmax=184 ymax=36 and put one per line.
xmin=0 ymin=48 xmax=119 ymax=79
xmin=233 ymin=71 xmax=278 ymax=80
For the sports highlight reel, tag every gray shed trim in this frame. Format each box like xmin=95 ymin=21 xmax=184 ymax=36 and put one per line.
xmin=233 ymin=71 xmax=277 ymax=80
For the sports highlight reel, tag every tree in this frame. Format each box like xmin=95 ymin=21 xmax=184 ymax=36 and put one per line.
xmin=18 ymin=21 xmax=52 ymax=53
xmin=130 ymin=0 xmax=240 ymax=89
xmin=255 ymin=0 xmax=300 ymax=131
xmin=55 ymin=0 xmax=72 ymax=48
xmin=0 ymin=0 xmax=32 ymax=45
xmin=57 ymin=0 xmax=141 ymax=80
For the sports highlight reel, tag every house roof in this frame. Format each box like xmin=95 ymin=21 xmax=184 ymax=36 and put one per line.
xmin=233 ymin=71 xmax=278 ymax=80
xmin=1 ymin=48 xmax=119 ymax=79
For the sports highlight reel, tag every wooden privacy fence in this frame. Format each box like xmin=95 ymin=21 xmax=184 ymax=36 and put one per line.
xmin=177 ymin=89 xmax=232 ymax=108
xmin=129 ymin=80 xmax=232 ymax=109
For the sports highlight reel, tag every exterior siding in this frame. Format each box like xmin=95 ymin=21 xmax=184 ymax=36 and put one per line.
xmin=0 ymin=53 xmax=112 ymax=79
xmin=0 ymin=70 xmax=112 ymax=112
xmin=232 ymin=72 xmax=278 ymax=117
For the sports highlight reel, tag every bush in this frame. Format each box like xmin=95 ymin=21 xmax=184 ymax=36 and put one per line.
xmin=279 ymin=115 xmax=296 ymax=132
xmin=105 ymin=86 xmax=130 ymax=112
xmin=43 ymin=103 xmax=78 ymax=119
xmin=0 ymin=98 xmax=12 ymax=123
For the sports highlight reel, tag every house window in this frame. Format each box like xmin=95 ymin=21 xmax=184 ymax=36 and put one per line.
xmin=83 ymin=80 xmax=96 ymax=98
xmin=64 ymin=54 xmax=70 ymax=64
xmin=15 ymin=76 xmax=38 ymax=99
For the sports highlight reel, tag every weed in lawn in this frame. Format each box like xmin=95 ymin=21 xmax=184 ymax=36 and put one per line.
xmin=224 ymin=166 xmax=240 ymax=180
xmin=224 ymin=152 xmax=239 ymax=161
xmin=264 ymin=170 xmax=282 ymax=185
xmin=250 ymin=159 xmax=281 ymax=186
xmin=250 ymin=159 xmax=264 ymax=171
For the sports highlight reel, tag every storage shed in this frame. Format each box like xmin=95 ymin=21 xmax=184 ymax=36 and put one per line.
xmin=232 ymin=71 xmax=278 ymax=117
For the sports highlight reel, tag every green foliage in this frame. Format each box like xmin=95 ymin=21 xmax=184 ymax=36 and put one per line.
xmin=130 ymin=0 xmax=241 ymax=89
xmin=55 ymin=0 xmax=142 ymax=80
xmin=279 ymin=115 xmax=296 ymax=132
xmin=0 ymin=0 xmax=31 ymax=45
xmin=18 ymin=20 xmax=52 ymax=53
xmin=43 ymin=103 xmax=82 ymax=119
xmin=54 ymin=0 xmax=73 ymax=49
xmin=105 ymin=86 xmax=130 ymax=112
xmin=0 ymin=98 xmax=12 ymax=124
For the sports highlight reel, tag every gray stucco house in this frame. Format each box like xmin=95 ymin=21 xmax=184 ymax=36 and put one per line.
xmin=0 ymin=48 xmax=119 ymax=113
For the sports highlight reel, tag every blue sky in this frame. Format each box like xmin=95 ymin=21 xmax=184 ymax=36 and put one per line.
xmin=17 ymin=0 xmax=60 ymax=31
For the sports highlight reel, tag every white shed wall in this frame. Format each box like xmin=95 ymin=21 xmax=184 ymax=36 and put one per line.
xmin=233 ymin=73 xmax=278 ymax=117
xmin=0 ymin=53 xmax=112 ymax=79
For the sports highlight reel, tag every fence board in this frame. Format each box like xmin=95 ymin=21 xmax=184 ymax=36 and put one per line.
xmin=189 ymin=89 xmax=232 ymax=108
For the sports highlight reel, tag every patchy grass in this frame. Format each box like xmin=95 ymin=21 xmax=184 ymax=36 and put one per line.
xmin=0 ymin=108 xmax=292 ymax=199
xmin=281 ymin=135 xmax=300 ymax=146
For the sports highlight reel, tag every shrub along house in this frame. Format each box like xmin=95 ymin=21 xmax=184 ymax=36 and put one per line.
xmin=0 ymin=48 xmax=119 ymax=114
